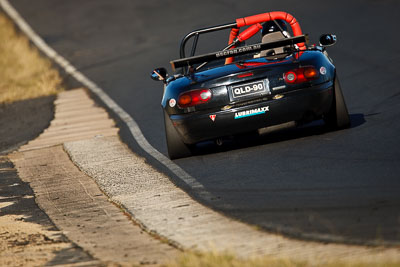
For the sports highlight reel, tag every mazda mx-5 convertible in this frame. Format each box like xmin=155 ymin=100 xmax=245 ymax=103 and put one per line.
xmin=151 ymin=11 xmax=350 ymax=159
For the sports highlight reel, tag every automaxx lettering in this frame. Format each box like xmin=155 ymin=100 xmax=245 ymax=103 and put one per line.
xmin=234 ymin=106 xmax=269 ymax=119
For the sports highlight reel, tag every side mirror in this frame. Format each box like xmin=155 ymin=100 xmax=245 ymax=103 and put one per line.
xmin=151 ymin=67 xmax=168 ymax=82
xmin=319 ymin=34 xmax=337 ymax=47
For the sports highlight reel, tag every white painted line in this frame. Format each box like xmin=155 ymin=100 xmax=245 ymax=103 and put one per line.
xmin=0 ymin=0 xmax=205 ymax=190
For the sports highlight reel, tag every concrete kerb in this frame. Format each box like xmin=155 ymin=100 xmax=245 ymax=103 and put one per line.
xmin=63 ymin=134 xmax=400 ymax=263
xmin=10 ymin=89 xmax=179 ymax=265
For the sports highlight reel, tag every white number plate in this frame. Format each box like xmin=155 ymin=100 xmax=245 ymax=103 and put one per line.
xmin=231 ymin=80 xmax=269 ymax=99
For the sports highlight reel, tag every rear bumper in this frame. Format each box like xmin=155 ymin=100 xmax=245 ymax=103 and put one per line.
xmin=170 ymin=82 xmax=333 ymax=144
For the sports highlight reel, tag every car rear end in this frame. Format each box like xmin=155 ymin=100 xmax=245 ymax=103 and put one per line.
xmin=164 ymin=51 xmax=334 ymax=144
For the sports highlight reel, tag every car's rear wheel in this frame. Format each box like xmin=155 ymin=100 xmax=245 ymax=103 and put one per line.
xmin=164 ymin=111 xmax=192 ymax=159
xmin=324 ymin=74 xmax=351 ymax=129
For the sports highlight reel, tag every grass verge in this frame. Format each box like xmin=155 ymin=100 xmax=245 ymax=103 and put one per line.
xmin=0 ymin=13 xmax=63 ymax=104
xmin=164 ymin=250 xmax=400 ymax=267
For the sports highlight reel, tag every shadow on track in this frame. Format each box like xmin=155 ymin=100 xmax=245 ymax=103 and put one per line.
xmin=192 ymin=113 xmax=365 ymax=157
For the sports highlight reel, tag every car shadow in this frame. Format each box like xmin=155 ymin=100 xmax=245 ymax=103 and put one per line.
xmin=192 ymin=113 xmax=365 ymax=156
xmin=178 ymin=112 xmax=400 ymax=246
xmin=349 ymin=113 xmax=366 ymax=128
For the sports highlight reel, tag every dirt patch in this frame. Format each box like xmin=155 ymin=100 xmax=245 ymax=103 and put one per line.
xmin=0 ymin=156 xmax=99 ymax=266
xmin=0 ymin=215 xmax=92 ymax=267
xmin=0 ymin=95 xmax=55 ymax=154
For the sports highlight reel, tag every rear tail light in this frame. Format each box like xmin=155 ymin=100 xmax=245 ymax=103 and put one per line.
xmin=284 ymin=66 xmax=319 ymax=84
xmin=178 ymin=89 xmax=212 ymax=108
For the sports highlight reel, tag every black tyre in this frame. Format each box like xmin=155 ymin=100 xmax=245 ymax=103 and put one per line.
xmin=324 ymin=74 xmax=351 ymax=129
xmin=164 ymin=111 xmax=192 ymax=159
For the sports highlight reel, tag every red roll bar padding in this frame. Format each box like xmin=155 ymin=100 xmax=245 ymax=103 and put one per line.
xmin=235 ymin=11 xmax=305 ymax=50
xmin=225 ymin=24 xmax=262 ymax=64
xmin=237 ymin=23 xmax=263 ymax=42
xmin=225 ymin=27 xmax=240 ymax=64
xmin=228 ymin=27 xmax=240 ymax=45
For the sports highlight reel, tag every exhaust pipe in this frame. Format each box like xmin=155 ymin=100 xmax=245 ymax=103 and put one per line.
xmin=258 ymin=121 xmax=296 ymax=135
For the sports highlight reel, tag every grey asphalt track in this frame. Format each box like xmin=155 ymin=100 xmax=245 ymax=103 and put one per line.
xmin=8 ymin=0 xmax=400 ymax=245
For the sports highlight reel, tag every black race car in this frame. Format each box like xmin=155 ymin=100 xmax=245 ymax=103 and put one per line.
xmin=151 ymin=11 xmax=350 ymax=159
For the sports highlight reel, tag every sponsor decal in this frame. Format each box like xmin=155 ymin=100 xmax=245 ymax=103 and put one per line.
xmin=169 ymin=98 xmax=176 ymax=107
xmin=273 ymin=94 xmax=284 ymax=100
xmin=216 ymin=44 xmax=262 ymax=58
xmin=234 ymin=106 xmax=269 ymax=119
xmin=320 ymin=66 xmax=327 ymax=75
xmin=209 ymin=114 xmax=216 ymax=121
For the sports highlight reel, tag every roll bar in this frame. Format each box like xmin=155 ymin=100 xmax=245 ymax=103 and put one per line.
xmin=171 ymin=35 xmax=307 ymax=70
xmin=179 ymin=11 xmax=305 ymax=63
